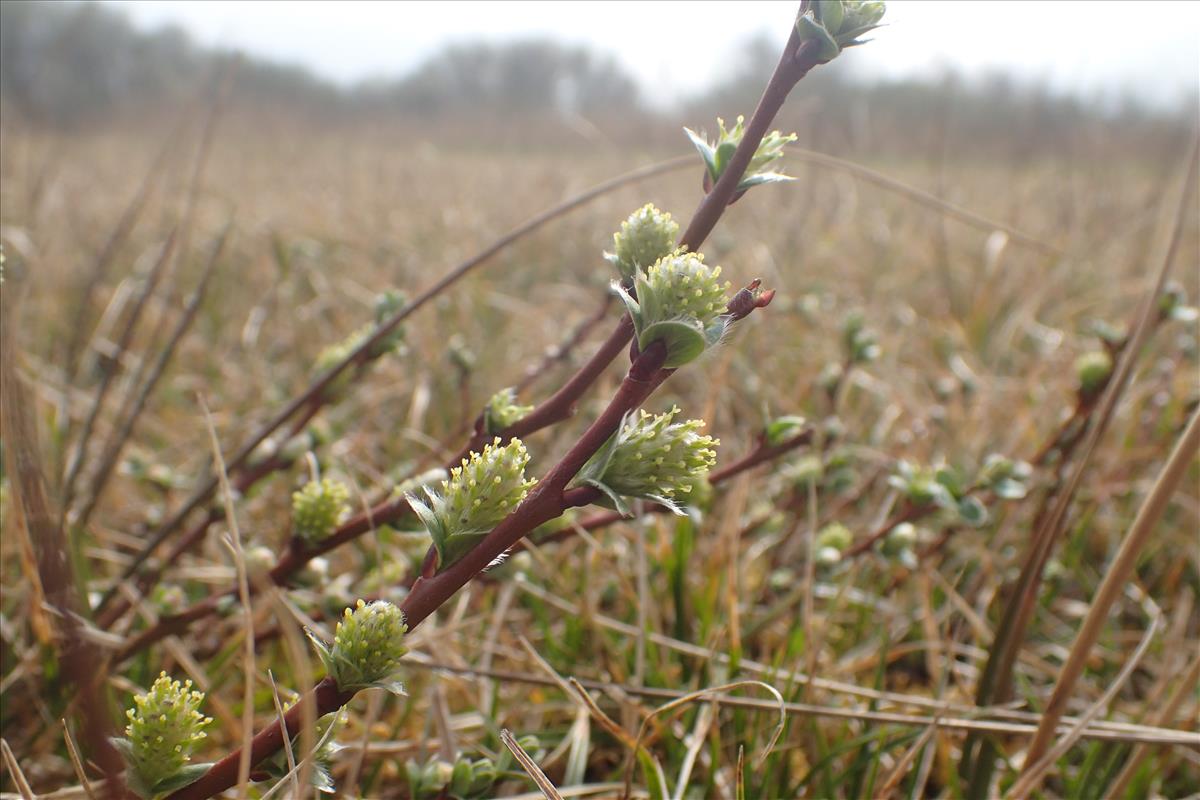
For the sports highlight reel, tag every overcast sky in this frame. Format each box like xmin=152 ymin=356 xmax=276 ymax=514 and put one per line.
xmin=108 ymin=1 xmax=1200 ymax=109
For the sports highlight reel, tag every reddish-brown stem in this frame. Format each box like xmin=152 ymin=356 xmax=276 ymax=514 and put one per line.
xmin=708 ymin=430 xmax=814 ymax=484
xmin=840 ymin=502 xmax=930 ymax=559
xmin=453 ymin=314 xmax=637 ymax=463
xmin=168 ymin=678 xmax=353 ymax=800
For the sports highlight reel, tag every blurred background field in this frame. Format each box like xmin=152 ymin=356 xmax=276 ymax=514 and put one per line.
xmin=1 ymin=2 xmax=1198 ymax=798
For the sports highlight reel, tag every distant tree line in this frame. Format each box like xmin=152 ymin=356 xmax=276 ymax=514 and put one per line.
xmin=0 ymin=1 xmax=639 ymax=126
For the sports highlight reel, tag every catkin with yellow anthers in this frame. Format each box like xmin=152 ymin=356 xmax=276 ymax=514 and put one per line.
xmin=328 ymin=599 xmax=408 ymax=691
xmin=292 ymin=478 xmax=351 ymax=542
xmin=598 ymin=407 xmax=719 ymax=503
xmin=437 ymin=438 xmax=536 ymax=534
xmin=607 ymin=203 xmax=679 ymax=283
xmin=643 ymin=251 xmax=729 ymax=329
xmin=121 ymin=672 xmax=212 ymax=793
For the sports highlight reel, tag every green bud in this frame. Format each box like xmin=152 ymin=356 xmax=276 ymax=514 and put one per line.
xmin=406 ymin=753 xmax=500 ymax=800
xmin=816 ymin=361 xmax=845 ymax=392
xmin=484 ymin=387 xmax=534 ymax=435
xmin=887 ymin=461 xmax=954 ymax=508
xmin=977 ymin=454 xmax=1032 ymax=501
xmin=407 ymin=438 xmax=537 ymax=569
xmin=292 ymin=478 xmax=352 ymax=542
xmin=244 ymin=545 xmax=276 ymax=577
xmin=1159 ymin=281 xmax=1199 ymax=322
xmin=447 ymin=333 xmax=476 ymax=374
xmin=406 ymin=758 xmax=455 ymax=800
xmin=605 ymin=203 xmax=680 ymax=284
xmin=615 ymin=250 xmax=730 ymax=368
xmin=882 ymin=522 xmax=917 ymax=556
xmin=787 ymin=454 xmax=824 ymax=488
xmin=1074 ymin=350 xmax=1113 ymax=399
xmin=116 ymin=672 xmax=212 ymax=798
xmin=816 ymin=522 xmax=853 ymax=553
xmin=312 ymin=293 xmax=407 ymax=397
xmin=684 ymin=116 xmax=798 ymax=194
xmin=575 ymin=407 xmax=719 ymax=515
xmin=842 ymin=310 xmax=880 ymax=364
xmin=764 ymin=415 xmax=808 ymax=446
xmin=797 ymin=1 xmax=886 ymax=63
xmin=311 ymin=599 xmax=408 ymax=694
xmin=150 ymin=585 xmax=187 ymax=615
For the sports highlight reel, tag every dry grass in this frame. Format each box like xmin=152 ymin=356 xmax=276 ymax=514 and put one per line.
xmin=1 ymin=101 xmax=1197 ymax=799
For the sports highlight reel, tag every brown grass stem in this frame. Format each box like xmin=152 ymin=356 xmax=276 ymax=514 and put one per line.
xmin=1016 ymin=406 xmax=1198 ymax=779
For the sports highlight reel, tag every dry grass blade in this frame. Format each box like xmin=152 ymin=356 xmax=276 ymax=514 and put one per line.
xmin=405 ymin=658 xmax=1199 ymax=746
xmin=964 ymin=134 xmax=1200 ymax=797
xmin=61 ymin=228 xmax=177 ymax=512
xmin=877 ymin=718 xmax=939 ymax=799
xmin=621 ymin=680 xmax=787 ymax=799
xmin=76 ymin=225 xmax=228 ymax=529
xmin=1 ymin=280 xmax=121 ymax=779
xmin=254 ymin=713 xmax=342 ymax=800
xmin=1017 ymin=407 xmax=1200 ymax=778
xmin=499 ymin=784 xmax=628 ymax=800
xmin=265 ymin=673 xmax=298 ymax=799
xmin=1 ymin=739 xmax=36 ymax=800
xmin=671 ymin=702 xmax=716 ymax=800
xmin=61 ymin=123 xmax=177 ymax=387
xmin=200 ymin=395 xmax=256 ymax=799
xmin=1008 ymin=601 xmax=1164 ymax=798
xmin=511 ymin=581 xmax=1181 ymax=737
xmin=59 ymin=721 xmax=99 ymax=800
xmin=75 ymin=58 xmax=233 ymax=542
xmin=735 ymin=745 xmax=745 ymax=800
xmin=1104 ymin=652 xmax=1200 ymax=799
xmin=264 ymin=590 xmax=317 ymax=797
xmin=501 ymin=728 xmax=566 ymax=800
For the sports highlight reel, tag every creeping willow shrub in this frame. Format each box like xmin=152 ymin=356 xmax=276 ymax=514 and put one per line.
xmin=407 ymin=438 xmax=537 ymax=569
xmin=114 ymin=673 xmax=213 ymax=798
xmin=309 ymin=599 xmax=409 ymax=694
xmin=116 ymin=14 xmax=900 ymax=795
xmin=575 ymin=406 xmax=719 ymax=515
